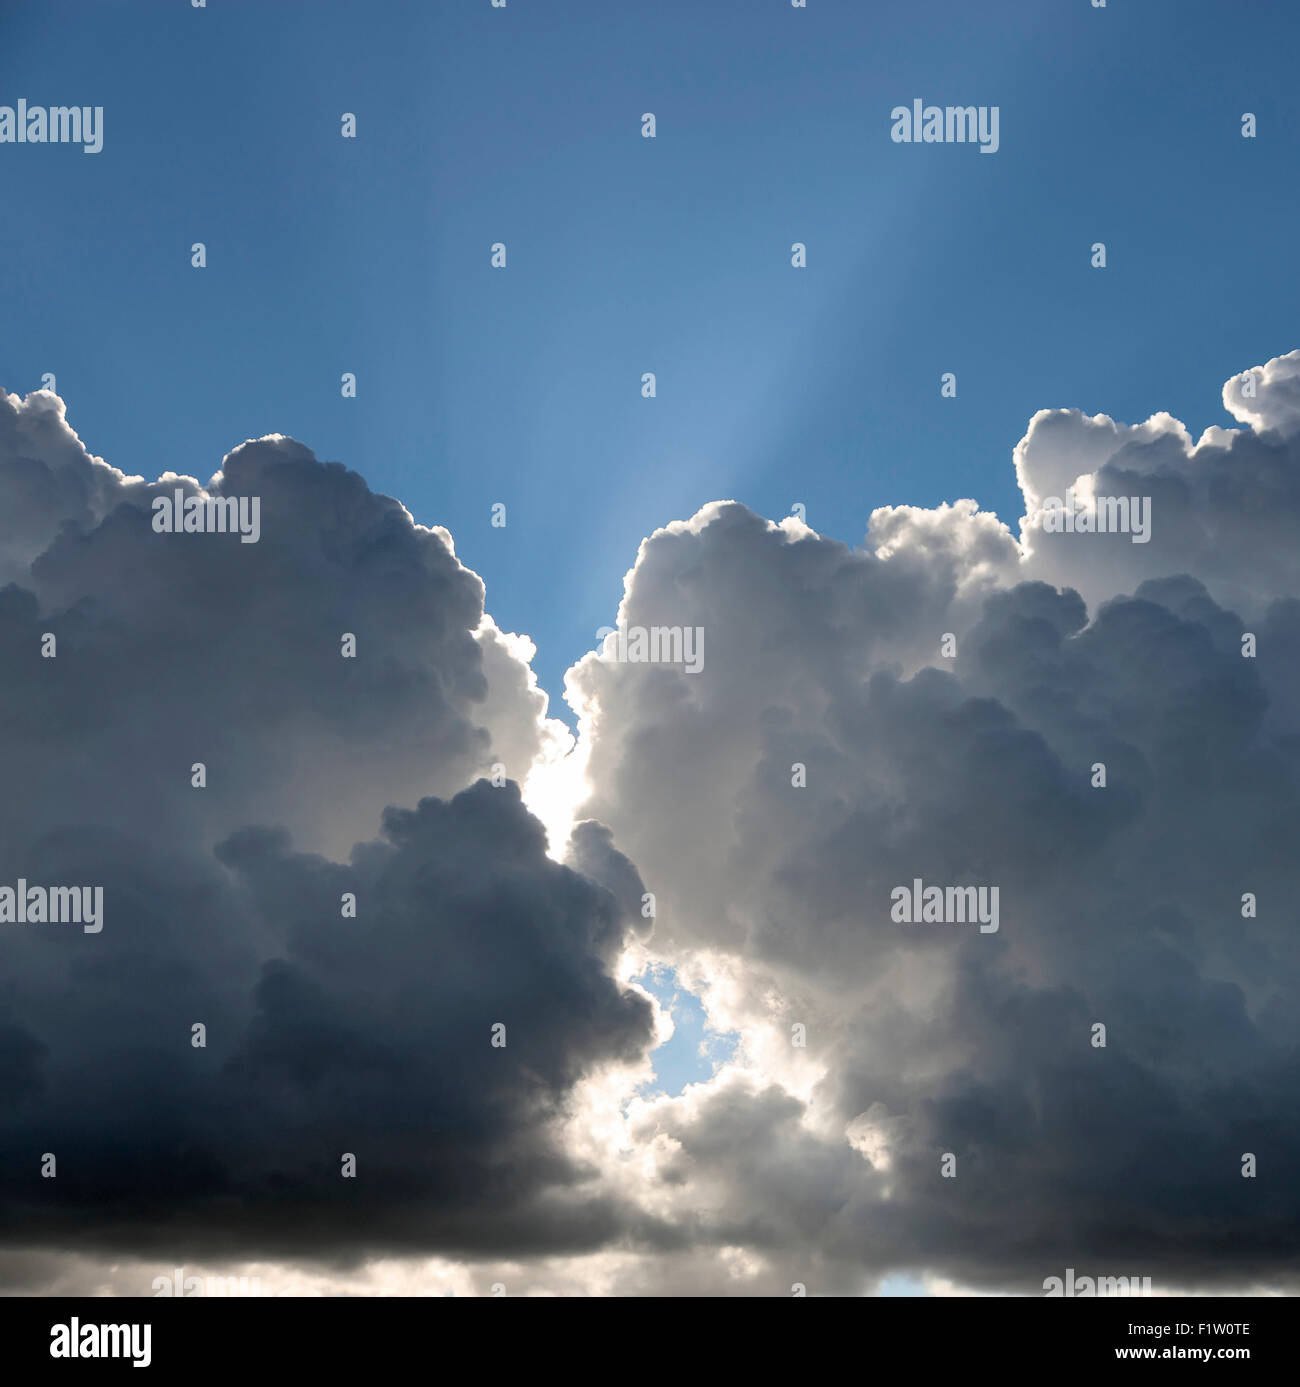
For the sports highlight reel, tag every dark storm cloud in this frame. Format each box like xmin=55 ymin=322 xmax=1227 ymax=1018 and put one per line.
xmin=0 ymin=783 xmax=654 ymax=1262
xmin=0 ymin=388 xmax=654 ymax=1269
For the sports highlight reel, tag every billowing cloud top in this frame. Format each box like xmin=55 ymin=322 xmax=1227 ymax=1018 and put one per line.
xmin=564 ymin=352 xmax=1300 ymax=1294
xmin=0 ymin=388 xmax=655 ymax=1276
xmin=3 ymin=355 xmax=1299 ymax=1295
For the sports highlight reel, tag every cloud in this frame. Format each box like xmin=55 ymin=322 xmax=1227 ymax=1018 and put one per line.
xmin=0 ymin=390 xmax=558 ymax=861
xmin=1017 ymin=350 xmax=1300 ymax=620
xmin=0 ymin=389 xmax=654 ymax=1273
xmin=563 ymin=353 xmax=1300 ymax=1293
xmin=5 ymin=351 xmax=1300 ymax=1295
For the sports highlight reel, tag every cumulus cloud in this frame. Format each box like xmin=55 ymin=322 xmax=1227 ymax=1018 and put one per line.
xmin=563 ymin=352 xmax=1300 ymax=1294
xmin=0 ymin=390 xmax=587 ymax=861
xmin=0 ymin=389 xmax=654 ymax=1278
xmin=1017 ymin=351 xmax=1300 ymax=620
xmin=5 ymin=351 xmax=1300 ymax=1296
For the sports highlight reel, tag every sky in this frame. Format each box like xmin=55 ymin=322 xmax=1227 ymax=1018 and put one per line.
xmin=4 ymin=0 xmax=1298 ymax=709
xmin=3 ymin=0 xmax=1300 ymax=1301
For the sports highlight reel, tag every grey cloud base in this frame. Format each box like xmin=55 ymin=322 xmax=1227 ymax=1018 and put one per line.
xmin=0 ymin=390 xmax=654 ymax=1268
xmin=4 ymin=354 xmax=1300 ymax=1293
xmin=1 ymin=783 xmax=654 ymax=1262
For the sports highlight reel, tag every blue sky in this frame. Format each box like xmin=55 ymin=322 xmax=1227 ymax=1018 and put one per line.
xmin=5 ymin=0 xmax=1300 ymax=1303
xmin=3 ymin=0 xmax=1299 ymax=713
xmin=634 ymin=962 xmax=738 ymax=1098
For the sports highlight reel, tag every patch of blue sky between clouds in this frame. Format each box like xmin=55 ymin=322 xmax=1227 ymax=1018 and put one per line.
xmin=877 ymin=1274 xmax=930 ymax=1297
xmin=635 ymin=962 xmax=738 ymax=1099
